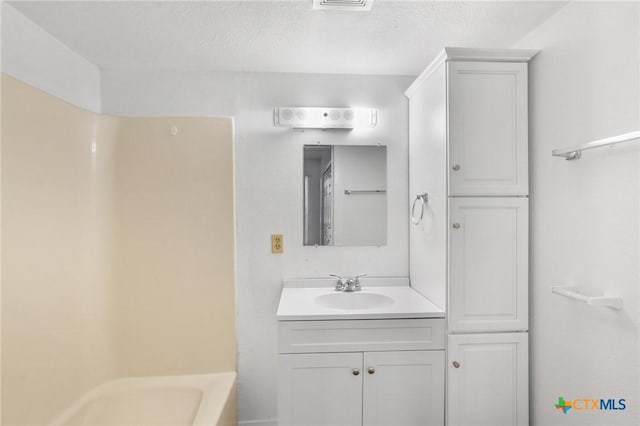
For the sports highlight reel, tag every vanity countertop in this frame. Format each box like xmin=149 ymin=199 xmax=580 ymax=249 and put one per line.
xmin=276 ymin=277 xmax=445 ymax=321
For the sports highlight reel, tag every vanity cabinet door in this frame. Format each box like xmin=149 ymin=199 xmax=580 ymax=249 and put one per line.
xmin=448 ymin=197 xmax=528 ymax=333
xmin=447 ymin=333 xmax=528 ymax=426
xmin=278 ymin=352 xmax=363 ymax=426
xmin=363 ymin=350 xmax=445 ymax=426
xmin=448 ymin=61 xmax=528 ymax=196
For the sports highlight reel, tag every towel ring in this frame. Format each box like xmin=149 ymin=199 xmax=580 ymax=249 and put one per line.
xmin=411 ymin=193 xmax=428 ymax=225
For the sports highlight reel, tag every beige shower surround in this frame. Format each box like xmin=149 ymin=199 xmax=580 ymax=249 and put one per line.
xmin=1 ymin=74 xmax=236 ymax=426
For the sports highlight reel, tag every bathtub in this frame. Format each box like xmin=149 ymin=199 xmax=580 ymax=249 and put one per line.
xmin=50 ymin=372 xmax=236 ymax=426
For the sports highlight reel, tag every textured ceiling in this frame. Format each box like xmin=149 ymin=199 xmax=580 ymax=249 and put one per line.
xmin=8 ymin=1 xmax=567 ymax=76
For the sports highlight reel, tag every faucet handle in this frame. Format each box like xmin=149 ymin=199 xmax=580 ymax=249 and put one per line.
xmin=350 ymin=274 xmax=366 ymax=291
xmin=329 ymin=274 xmax=345 ymax=291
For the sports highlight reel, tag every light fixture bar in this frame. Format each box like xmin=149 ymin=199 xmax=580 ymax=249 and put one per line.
xmin=274 ymin=107 xmax=377 ymax=129
xmin=312 ymin=0 xmax=373 ymax=11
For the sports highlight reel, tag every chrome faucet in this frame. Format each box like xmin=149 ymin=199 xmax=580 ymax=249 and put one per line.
xmin=330 ymin=274 xmax=367 ymax=292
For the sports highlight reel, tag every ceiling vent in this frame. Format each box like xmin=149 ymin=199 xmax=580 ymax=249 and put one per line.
xmin=312 ymin=0 xmax=374 ymax=12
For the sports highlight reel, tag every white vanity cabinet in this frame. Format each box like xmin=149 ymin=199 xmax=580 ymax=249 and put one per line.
xmin=406 ymin=47 xmax=537 ymax=426
xmin=277 ymin=318 xmax=446 ymax=426
xmin=362 ymin=350 xmax=444 ymax=426
xmin=278 ymin=352 xmax=364 ymax=426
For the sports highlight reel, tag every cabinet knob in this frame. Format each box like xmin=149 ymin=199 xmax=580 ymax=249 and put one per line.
xmin=452 ymin=361 xmax=460 ymax=368
xmin=452 ymin=223 xmax=461 ymax=229
xmin=367 ymin=367 xmax=376 ymax=375
xmin=352 ymin=368 xmax=360 ymax=376
xmin=452 ymin=164 xmax=461 ymax=171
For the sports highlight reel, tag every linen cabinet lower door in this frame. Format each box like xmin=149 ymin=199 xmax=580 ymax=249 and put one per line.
xmin=447 ymin=333 xmax=528 ymax=426
xmin=363 ymin=350 xmax=445 ymax=426
xmin=278 ymin=352 xmax=363 ymax=426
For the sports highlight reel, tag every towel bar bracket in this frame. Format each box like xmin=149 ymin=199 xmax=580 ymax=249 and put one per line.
xmin=551 ymin=286 xmax=622 ymax=310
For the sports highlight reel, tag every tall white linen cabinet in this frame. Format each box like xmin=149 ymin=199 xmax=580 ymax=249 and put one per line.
xmin=405 ymin=48 xmax=538 ymax=426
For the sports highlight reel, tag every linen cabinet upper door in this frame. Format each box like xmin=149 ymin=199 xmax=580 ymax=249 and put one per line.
xmin=448 ymin=61 xmax=528 ymax=196
xmin=448 ymin=197 xmax=528 ymax=333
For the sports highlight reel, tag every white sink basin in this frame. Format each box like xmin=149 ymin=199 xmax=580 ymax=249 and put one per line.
xmin=276 ymin=277 xmax=445 ymax=320
xmin=314 ymin=292 xmax=394 ymax=310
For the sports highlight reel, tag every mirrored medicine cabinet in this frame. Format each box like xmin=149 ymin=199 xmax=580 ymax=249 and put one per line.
xmin=303 ymin=145 xmax=387 ymax=247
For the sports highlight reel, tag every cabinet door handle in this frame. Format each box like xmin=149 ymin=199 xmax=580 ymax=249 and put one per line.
xmin=452 ymin=223 xmax=461 ymax=229
xmin=352 ymin=368 xmax=360 ymax=376
xmin=367 ymin=367 xmax=376 ymax=375
xmin=452 ymin=164 xmax=461 ymax=171
xmin=452 ymin=361 xmax=460 ymax=368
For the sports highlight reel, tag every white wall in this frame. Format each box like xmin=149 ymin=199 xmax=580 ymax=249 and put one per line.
xmin=1 ymin=3 xmax=101 ymax=112
xmin=102 ymin=69 xmax=412 ymax=424
xmin=513 ymin=2 xmax=639 ymax=425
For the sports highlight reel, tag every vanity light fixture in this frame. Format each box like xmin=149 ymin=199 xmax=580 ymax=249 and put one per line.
xmin=312 ymin=0 xmax=374 ymax=12
xmin=273 ymin=107 xmax=377 ymax=129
